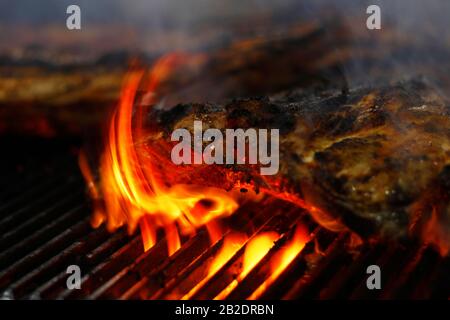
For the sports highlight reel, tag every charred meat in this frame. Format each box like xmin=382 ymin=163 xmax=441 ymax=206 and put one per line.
xmin=140 ymin=79 xmax=450 ymax=252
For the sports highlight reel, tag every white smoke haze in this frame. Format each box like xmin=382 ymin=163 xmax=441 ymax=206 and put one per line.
xmin=1 ymin=0 xmax=449 ymax=91
xmin=1 ymin=0 xmax=448 ymax=45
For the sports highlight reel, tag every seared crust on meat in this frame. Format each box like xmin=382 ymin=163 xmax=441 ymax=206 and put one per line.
xmin=141 ymin=79 xmax=450 ymax=250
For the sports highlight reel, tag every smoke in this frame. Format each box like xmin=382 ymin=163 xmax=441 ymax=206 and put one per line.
xmin=302 ymin=0 xmax=450 ymax=91
xmin=0 ymin=0 xmax=304 ymax=57
xmin=1 ymin=0 xmax=449 ymax=92
xmin=0 ymin=0 xmax=300 ymax=26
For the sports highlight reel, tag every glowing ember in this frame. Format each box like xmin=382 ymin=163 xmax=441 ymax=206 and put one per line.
xmin=80 ymin=54 xmax=239 ymax=256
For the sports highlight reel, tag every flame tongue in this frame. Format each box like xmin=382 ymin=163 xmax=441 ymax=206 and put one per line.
xmin=80 ymin=54 xmax=312 ymax=300
xmin=83 ymin=55 xmax=238 ymax=255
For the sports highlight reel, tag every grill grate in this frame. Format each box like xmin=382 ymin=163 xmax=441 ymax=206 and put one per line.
xmin=0 ymin=153 xmax=449 ymax=300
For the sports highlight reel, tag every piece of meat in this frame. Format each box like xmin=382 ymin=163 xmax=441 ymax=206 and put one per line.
xmin=139 ymin=79 xmax=450 ymax=253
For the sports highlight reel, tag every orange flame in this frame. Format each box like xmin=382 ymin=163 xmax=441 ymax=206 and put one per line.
xmin=242 ymin=232 xmax=279 ymax=275
xmin=214 ymin=231 xmax=279 ymax=300
xmin=81 ymin=54 xmax=239 ymax=255
xmin=80 ymin=54 xmax=313 ymax=300
xmin=422 ymin=207 xmax=450 ymax=256
xmin=181 ymin=232 xmax=248 ymax=300
xmin=248 ymin=223 xmax=310 ymax=299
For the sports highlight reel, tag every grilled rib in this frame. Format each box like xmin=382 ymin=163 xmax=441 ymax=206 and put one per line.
xmin=139 ymin=79 xmax=450 ymax=252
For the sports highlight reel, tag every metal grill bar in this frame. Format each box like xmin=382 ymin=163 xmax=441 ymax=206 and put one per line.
xmin=0 ymin=159 xmax=449 ymax=300
xmin=123 ymin=199 xmax=292 ymax=300
xmin=31 ymin=229 xmax=131 ymax=299
xmin=192 ymin=209 xmax=308 ymax=300
xmin=0 ymin=177 xmax=78 ymax=234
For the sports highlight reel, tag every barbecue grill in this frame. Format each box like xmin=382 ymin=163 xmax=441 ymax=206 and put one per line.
xmin=0 ymin=140 xmax=448 ymax=300
xmin=1 ymin=0 xmax=450 ymax=302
